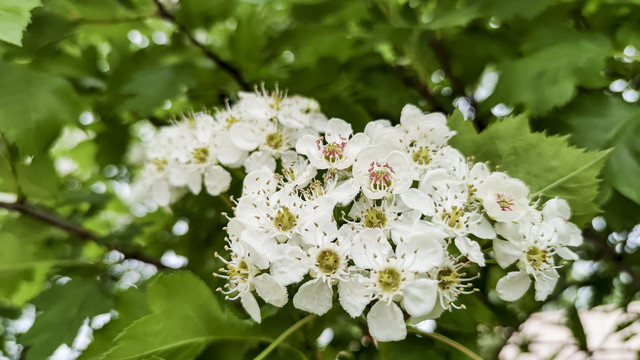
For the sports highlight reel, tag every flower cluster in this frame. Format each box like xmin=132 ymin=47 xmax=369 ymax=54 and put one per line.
xmin=135 ymin=87 xmax=327 ymax=205
xmin=213 ymin=99 xmax=583 ymax=342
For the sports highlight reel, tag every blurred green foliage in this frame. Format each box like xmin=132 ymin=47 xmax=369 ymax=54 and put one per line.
xmin=0 ymin=0 xmax=639 ymax=359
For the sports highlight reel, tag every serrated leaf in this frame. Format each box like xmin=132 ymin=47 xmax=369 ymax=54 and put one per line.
xmin=449 ymin=113 xmax=609 ymax=226
xmin=0 ymin=61 xmax=81 ymax=154
xmin=101 ymin=271 xmax=261 ymax=360
xmin=490 ymin=28 xmax=612 ymax=115
xmin=0 ymin=0 xmax=42 ymax=46
xmin=79 ymin=289 xmax=151 ymax=360
xmin=20 ymin=278 xmax=113 ymax=360
xmin=544 ymin=94 xmax=640 ymax=206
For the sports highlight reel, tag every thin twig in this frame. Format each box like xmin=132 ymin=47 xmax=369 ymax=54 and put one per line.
xmin=152 ymin=0 xmax=250 ymax=91
xmin=408 ymin=328 xmax=483 ymax=360
xmin=0 ymin=200 xmax=167 ymax=268
xmin=253 ymin=314 xmax=317 ymax=360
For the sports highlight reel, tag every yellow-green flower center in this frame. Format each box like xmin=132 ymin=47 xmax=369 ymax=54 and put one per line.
xmin=363 ymin=207 xmax=387 ymax=229
xmin=316 ymin=249 xmax=341 ymax=275
xmin=526 ymin=246 xmax=550 ymax=270
xmin=441 ymin=206 xmax=465 ymax=229
xmin=378 ymin=267 xmax=402 ymax=293
xmin=228 ymin=260 xmax=249 ymax=281
xmin=266 ymin=132 xmax=284 ymax=149
xmin=152 ymin=158 xmax=168 ymax=171
xmin=437 ymin=266 xmax=460 ymax=291
xmin=192 ymin=147 xmax=209 ymax=164
xmin=412 ymin=146 xmax=432 ymax=165
xmin=273 ymin=206 xmax=297 ymax=232
xmin=225 ymin=115 xmax=239 ymax=130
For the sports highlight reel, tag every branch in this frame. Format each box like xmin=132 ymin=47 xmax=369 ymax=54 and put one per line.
xmin=0 ymin=200 xmax=167 ymax=269
xmin=152 ymin=0 xmax=250 ymax=91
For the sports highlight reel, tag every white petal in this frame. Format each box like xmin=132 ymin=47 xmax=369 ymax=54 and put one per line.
xmin=496 ymin=271 xmax=531 ymax=301
xmin=555 ymin=246 xmax=578 ymax=260
xmin=328 ymin=178 xmax=360 ymax=205
xmin=454 ymin=236 xmax=485 ymax=266
xmin=253 ymin=273 xmax=288 ymax=307
xmin=367 ymin=301 xmax=407 ymax=342
xmin=242 ymin=167 xmax=277 ymax=196
xmin=185 ymin=170 xmax=202 ymax=194
xmin=151 ymin=180 xmax=170 ymax=206
xmin=204 ymin=165 xmax=231 ymax=195
xmin=240 ymin=292 xmax=261 ymax=323
xmin=402 ymin=278 xmax=438 ymax=317
xmin=270 ymin=246 xmax=312 ymax=285
xmin=244 ymin=151 xmax=276 ymax=174
xmin=533 ymin=268 xmax=558 ymax=301
xmin=216 ymin=136 xmax=245 ymax=165
xmin=229 ymin=122 xmax=262 ymax=151
xmin=493 ymin=239 xmax=521 ymax=268
xmin=293 ymin=279 xmax=333 ymax=315
xmin=338 ymin=275 xmax=373 ymax=318
xmin=325 ymin=118 xmax=352 ymax=143
xmin=468 ymin=214 xmax=496 ymax=239
xmin=398 ymin=234 xmax=443 ymax=273
xmin=349 ymin=228 xmax=392 ymax=269
xmin=399 ymin=188 xmax=435 ymax=216
xmin=542 ymin=198 xmax=571 ymax=220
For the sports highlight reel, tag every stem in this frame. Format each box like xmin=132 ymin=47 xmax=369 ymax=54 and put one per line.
xmin=253 ymin=314 xmax=317 ymax=360
xmin=408 ymin=328 xmax=483 ymax=360
xmin=151 ymin=0 xmax=250 ymax=90
xmin=0 ymin=200 xmax=167 ymax=268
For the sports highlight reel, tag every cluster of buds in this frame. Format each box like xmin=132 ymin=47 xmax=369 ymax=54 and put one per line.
xmin=135 ymin=86 xmax=327 ymax=205
xmin=211 ymin=98 xmax=582 ymax=342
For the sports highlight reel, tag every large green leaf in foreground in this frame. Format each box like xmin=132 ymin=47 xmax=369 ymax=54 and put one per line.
xmin=102 ymin=271 xmax=260 ymax=360
xmin=0 ymin=0 xmax=41 ymax=46
xmin=448 ymin=112 xmax=610 ymax=226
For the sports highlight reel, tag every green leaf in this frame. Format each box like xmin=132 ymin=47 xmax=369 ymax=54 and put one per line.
xmin=0 ymin=0 xmax=42 ymax=46
xmin=566 ymin=305 xmax=588 ymax=351
xmin=449 ymin=113 xmax=610 ymax=226
xmin=542 ymin=94 xmax=640 ymax=205
xmin=79 ymin=289 xmax=151 ymax=360
xmin=490 ymin=27 xmax=612 ymax=115
xmin=20 ymin=278 xmax=113 ymax=360
xmin=101 ymin=271 xmax=261 ymax=360
xmin=0 ymin=61 xmax=81 ymax=154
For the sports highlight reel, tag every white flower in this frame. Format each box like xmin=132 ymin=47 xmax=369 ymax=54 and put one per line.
xmin=494 ymin=221 xmax=560 ymax=301
xmin=477 ymin=173 xmax=530 ymax=223
xmin=353 ymin=146 xmax=412 ymax=200
xmin=215 ymin=241 xmax=287 ymax=323
xmin=347 ymin=228 xmax=442 ymax=341
xmin=542 ymin=198 xmax=583 ymax=259
xmin=296 ymin=118 xmax=368 ymax=170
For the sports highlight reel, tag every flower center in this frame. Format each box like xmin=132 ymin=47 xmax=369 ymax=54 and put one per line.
xmin=228 ymin=260 xmax=249 ymax=281
xmin=266 ymin=132 xmax=284 ymax=149
xmin=411 ymin=146 xmax=432 ymax=165
xmin=441 ymin=206 xmax=465 ymax=229
xmin=316 ymin=137 xmax=346 ymax=163
xmin=526 ymin=246 xmax=550 ymax=270
xmin=192 ymin=147 xmax=209 ymax=164
xmin=152 ymin=158 xmax=168 ymax=171
xmin=363 ymin=207 xmax=387 ymax=228
xmin=273 ymin=206 xmax=297 ymax=232
xmin=309 ymin=179 xmax=325 ymax=198
xmin=224 ymin=115 xmax=239 ymax=130
xmin=316 ymin=249 xmax=341 ymax=275
xmin=437 ymin=266 xmax=460 ymax=291
xmin=377 ymin=267 xmax=402 ymax=293
xmin=495 ymin=193 xmax=515 ymax=211
xmin=368 ymin=162 xmax=394 ymax=191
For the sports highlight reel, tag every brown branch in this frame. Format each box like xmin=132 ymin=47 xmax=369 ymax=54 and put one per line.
xmin=0 ymin=200 xmax=167 ymax=269
xmin=152 ymin=0 xmax=250 ymax=91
